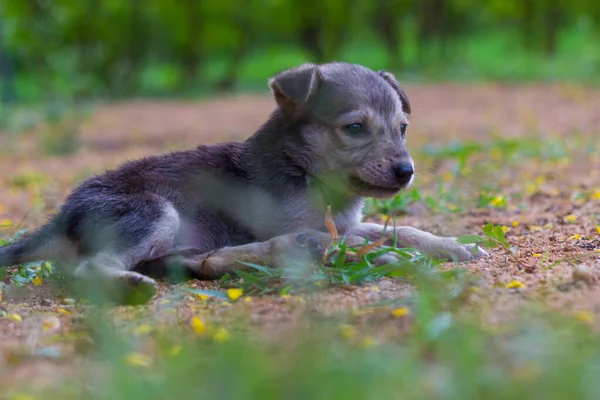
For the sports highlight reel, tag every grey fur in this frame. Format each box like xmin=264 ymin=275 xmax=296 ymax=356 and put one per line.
xmin=0 ymin=62 xmax=486 ymax=304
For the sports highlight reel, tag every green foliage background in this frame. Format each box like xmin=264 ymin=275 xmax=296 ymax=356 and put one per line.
xmin=1 ymin=0 xmax=599 ymax=102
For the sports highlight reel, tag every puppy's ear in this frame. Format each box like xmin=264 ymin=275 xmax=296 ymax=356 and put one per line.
xmin=269 ymin=64 xmax=322 ymax=114
xmin=378 ymin=71 xmax=411 ymax=115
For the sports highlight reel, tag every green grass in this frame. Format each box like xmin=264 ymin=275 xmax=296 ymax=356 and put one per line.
xmin=6 ymin=259 xmax=600 ymax=400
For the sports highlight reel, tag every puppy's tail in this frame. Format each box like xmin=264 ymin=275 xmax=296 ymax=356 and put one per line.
xmin=0 ymin=220 xmax=69 ymax=267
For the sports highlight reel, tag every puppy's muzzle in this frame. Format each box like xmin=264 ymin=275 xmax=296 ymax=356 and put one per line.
xmin=393 ymin=162 xmax=414 ymax=186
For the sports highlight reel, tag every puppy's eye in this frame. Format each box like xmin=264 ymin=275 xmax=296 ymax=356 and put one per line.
xmin=400 ymin=124 xmax=407 ymax=137
xmin=345 ymin=123 xmax=365 ymax=136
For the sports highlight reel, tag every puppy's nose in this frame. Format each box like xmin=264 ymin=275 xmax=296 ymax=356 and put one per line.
xmin=393 ymin=162 xmax=414 ymax=185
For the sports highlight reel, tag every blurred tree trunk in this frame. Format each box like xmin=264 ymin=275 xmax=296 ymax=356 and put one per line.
xmin=122 ymin=0 xmax=145 ymax=95
xmin=215 ymin=11 xmax=251 ymax=92
xmin=0 ymin=13 xmax=16 ymax=104
xmin=298 ymin=21 xmax=326 ymax=63
xmin=416 ymin=0 xmax=444 ymax=63
xmin=521 ymin=0 xmax=536 ymax=51
xmin=373 ymin=1 xmax=402 ymax=70
xmin=542 ymin=3 xmax=563 ymax=56
xmin=178 ymin=1 xmax=203 ymax=90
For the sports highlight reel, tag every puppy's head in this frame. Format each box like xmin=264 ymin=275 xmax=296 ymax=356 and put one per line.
xmin=270 ymin=62 xmax=413 ymax=199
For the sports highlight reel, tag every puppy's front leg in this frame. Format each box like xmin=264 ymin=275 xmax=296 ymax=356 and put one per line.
xmin=346 ymin=222 xmax=486 ymax=262
xmin=167 ymin=231 xmax=342 ymax=279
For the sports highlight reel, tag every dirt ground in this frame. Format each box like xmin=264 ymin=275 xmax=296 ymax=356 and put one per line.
xmin=0 ymin=83 xmax=599 ymax=391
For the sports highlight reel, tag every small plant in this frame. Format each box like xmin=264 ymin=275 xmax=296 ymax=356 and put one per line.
xmin=0 ymin=229 xmax=57 ymax=286
xmin=219 ymin=207 xmax=449 ymax=296
xmin=457 ymin=223 xmax=530 ymax=268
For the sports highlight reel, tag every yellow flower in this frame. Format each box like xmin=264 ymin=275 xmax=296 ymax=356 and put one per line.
xmin=0 ymin=218 xmax=13 ymax=228
xmin=501 ymin=226 xmax=511 ymax=233
xmin=592 ymin=189 xmax=600 ymax=201
xmin=596 ymin=226 xmax=600 ymax=235
xmin=196 ymin=293 xmax=210 ymax=301
xmin=534 ymin=176 xmax=545 ymax=186
xmin=490 ymin=196 xmax=506 ymax=207
xmin=391 ymin=307 xmax=410 ymax=318
xmin=574 ymin=310 xmax=595 ymax=325
xmin=191 ymin=316 xmax=206 ymax=334
xmin=513 ymin=363 xmax=542 ymax=383
xmin=570 ymin=234 xmax=582 ymax=240
xmin=565 ymin=215 xmax=577 ymax=223
xmin=244 ymin=296 xmax=253 ymax=303
xmin=529 ymin=225 xmax=542 ymax=232
xmin=525 ymin=184 xmax=537 ymax=195
xmin=134 ymin=324 xmax=153 ymax=336
xmin=6 ymin=313 xmax=22 ymax=322
xmin=9 ymin=394 xmax=36 ymax=400
xmin=360 ymin=336 xmax=377 ymax=348
xmin=227 ymin=288 xmax=243 ymax=301
xmin=339 ymin=324 xmax=357 ymax=340
xmin=506 ymin=280 xmax=525 ymax=289
xmin=125 ymin=352 xmax=152 ymax=368
xmin=280 ymin=294 xmax=292 ymax=299
xmin=441 ymin=172 xmax=454 ymax=182
xmin=56 ymin=308 xmax=71 ymax=315
xmin=168 ymin=345 xmax=183 ymax=356
xmin=42 ymin=316 xmax=60 ymax=332
xmin=32 ymin=276 xmax=42 ymax=286
xmin=490 ymin=148 xmax=502 ymax=161
xmin=213 ymin=328 xmax=230 ymax=343
xmin=511 ymin=221 xmax=520 ymax=227
xmin=533 ymin=253 xmax=542 ymax=257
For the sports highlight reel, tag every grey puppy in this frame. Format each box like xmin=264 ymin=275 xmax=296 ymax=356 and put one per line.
xmin=0 ymin=62 xmax=485 ymax=303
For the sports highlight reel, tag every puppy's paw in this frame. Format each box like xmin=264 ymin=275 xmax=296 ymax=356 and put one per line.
xmin=269 ymin=232 xmax=330 ymax=267
xmin=116 ymin=272 xmax=157 ymax=305
xmin=431 ymin=238 xmax=488 ymax=262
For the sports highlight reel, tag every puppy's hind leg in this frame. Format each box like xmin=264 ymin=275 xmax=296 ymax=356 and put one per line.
xmin=74 ymin=252 xmax=159 ymax=305
xmin=71 ymin=200 xmax=181 ymax=304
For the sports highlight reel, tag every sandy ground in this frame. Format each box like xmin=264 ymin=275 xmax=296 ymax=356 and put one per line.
xmin=0 ymin=83 xmax=599 ymax=391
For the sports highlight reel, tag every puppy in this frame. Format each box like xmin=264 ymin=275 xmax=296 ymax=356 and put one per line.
xmin=0 ymin=62 xmax=485 ymax=303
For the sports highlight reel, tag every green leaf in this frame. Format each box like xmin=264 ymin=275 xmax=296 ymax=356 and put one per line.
xmin=280 ymin=285 xmax=293 ymax=295
xmin=235 ymin=270 xmax=268 ymax=290
xmin=457 ymin=235 xmax=484 ymax=244
xmin=483 ymin=223 xmax=495 ymax=237
xmin=235 ymin=261 xmax=276 ymax=276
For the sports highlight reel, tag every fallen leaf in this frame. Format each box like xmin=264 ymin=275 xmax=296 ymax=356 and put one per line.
xmin=324 ymin=205 xmax=338 ymax=240
xmin=213 ymin=328 xmax=230 ymax=343
xmin=227 ymin=288 xmax=243 ymax=301
xmin=125 ymin=352 xmax=152 ymax=368
xmin=191 ymin=316 xmax=206 ymax=334
xmin=506 ymin=280 xmax=525 ymax=289
xmin=134 ymin=324 xmax=153 ymax=336
xmin=391 ymin=307 xmax=411 ymax=318
xmin=6 ymin=314 xmax=22 ymax=322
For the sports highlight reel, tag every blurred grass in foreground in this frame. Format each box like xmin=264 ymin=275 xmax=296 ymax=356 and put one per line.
xmin=4 ymin=267 xmax=599 ymax=400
